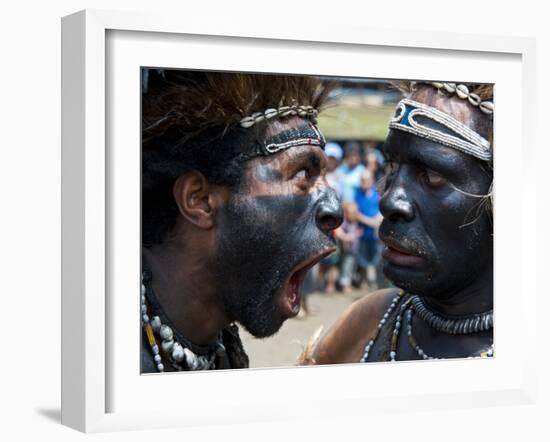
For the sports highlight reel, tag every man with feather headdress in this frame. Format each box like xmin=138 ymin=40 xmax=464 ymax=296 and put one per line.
xmin=140 ymin=70 xmax=343 ymax=372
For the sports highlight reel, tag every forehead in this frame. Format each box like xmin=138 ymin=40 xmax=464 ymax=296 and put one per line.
xmin=384 ymin=129 xmax=482 ymax=178
xmin=265 ymin=115 xmax=311 ymax=137
xmin=242 ymin=117 xmax=326 ymax=190
xmin=260 ymin=116 xmax=326 ymax=163
xmin=385 ymin=88 xmax=491 ymax=172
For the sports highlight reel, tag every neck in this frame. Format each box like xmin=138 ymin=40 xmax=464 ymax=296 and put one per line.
xmin=422 ymin=265 xmax=493 ymax=317
xmin=142 ymin=240 xmax=229 ymax=346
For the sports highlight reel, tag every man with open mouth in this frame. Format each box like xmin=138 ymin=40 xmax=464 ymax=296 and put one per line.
xmin=140 ymin=70 xmax=343 ymax=372
xmin=309 ymin=81 xmax=494 ymax=363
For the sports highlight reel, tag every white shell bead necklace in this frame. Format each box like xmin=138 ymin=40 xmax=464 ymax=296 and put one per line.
xmin=141 ymin=272 xmax=224 ymax=372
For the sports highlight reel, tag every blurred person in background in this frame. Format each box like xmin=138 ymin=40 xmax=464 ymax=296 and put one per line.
xmin=336 ymin=141 xmax=366 ymax=202
xmin=297 ymin=268 xmax=316 ymax=319
xmin=366 ymin=150 xmax=385 ymax=183
xmin=354 ymin=170 xmax=383 ymax=290
xmin=324 ymin=142 xmax=344 ymax=198
xmin=335 ymin=202 xmax=363 ymax=293
xmin=316 ymin=251 xmax=340 ymax=294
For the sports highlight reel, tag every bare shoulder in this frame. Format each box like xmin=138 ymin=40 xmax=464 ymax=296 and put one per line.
xmin=312 ymin=288 xmax=401 ymax=365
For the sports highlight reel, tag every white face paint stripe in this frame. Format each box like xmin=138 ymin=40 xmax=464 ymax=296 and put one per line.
xmin=263 ymin=122 xmax=326 ymax=155
xmin=265 ymin=137 xmax=324 ymax=154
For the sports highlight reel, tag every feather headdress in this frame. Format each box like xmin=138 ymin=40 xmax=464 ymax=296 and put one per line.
xmin=142 ymin=70 xmax=332 ymax=146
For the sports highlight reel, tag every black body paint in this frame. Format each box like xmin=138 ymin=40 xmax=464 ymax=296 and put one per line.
xmin=379 ymin=130 xmax=493 ymax=299
xmin=212 ymin=186 xmax=342 ymax=337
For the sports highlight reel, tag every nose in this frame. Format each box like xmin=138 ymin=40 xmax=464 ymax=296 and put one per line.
xmin=379 ymin=173 xmax=415 ymax=223
xmin=315 ymin=187 xmax=343 ymax=233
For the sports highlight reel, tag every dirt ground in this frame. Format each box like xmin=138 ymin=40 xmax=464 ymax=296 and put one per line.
xmin=240 ymin=288 xmax=374 ymax=368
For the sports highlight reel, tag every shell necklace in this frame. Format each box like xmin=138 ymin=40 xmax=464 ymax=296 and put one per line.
xmin=141 ymin=270 xmax=225 ymax=372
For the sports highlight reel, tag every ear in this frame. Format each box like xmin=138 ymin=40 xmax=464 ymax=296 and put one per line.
xmin=173 ymin=172 xmax=216 ymax=229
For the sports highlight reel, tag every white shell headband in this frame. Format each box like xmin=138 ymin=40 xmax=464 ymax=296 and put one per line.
xmin=239 ymin=105 xmax=319 ymax=128
xmin=235 ymin=104 xmax=324 ymax=161
xmin=429 ymin=82 xmax=494 ymax=115
xmin=233 ymin=121 xmax=326 ymax=163
xmin=389 ymin=97 xmax=492 ymax=162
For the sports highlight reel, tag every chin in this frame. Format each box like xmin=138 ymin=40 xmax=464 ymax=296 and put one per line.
xmin=228 ymin=289 xmax=286 ymax=339
xmin=382 ymin=262 xmax=436 ymax=295
xmin=239 ymin=314 xmax=285 ymax=339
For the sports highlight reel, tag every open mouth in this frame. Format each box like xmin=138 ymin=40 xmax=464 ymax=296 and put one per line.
xmin=280 ymin=248 xmax=335 ymax=318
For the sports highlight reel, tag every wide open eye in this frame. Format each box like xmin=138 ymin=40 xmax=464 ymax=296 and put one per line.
xmin=295 ymin=168 xmax=308 ymax=179
xmin=291 ymin=150 xmax=324 ymax=188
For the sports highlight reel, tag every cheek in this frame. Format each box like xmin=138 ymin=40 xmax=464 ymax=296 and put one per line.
xmin=220 ymin=193 xmax=315 ymax=247
xmin=420 ymin=191 xmax=491 ymax=262
xmin=258 ymin=193 xmax=316 ymax=224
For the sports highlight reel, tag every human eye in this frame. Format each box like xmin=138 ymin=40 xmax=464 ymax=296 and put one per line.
xmin=295 ymin=167 xmax=309 ymax=179
xmin=387 ymin=160 xmax=398 ymax=174
xmin=294 ymin=154 xmax=322 ymax=181
xmin=291 ymin=166 xmax=313 ymax=193
xmin=419 ymin=168 xmax=446 ymax=188
xmin=379 ymin=160 xmax=397 ymax=192
xmin=384 ymin=160 xmax=398 ymax=181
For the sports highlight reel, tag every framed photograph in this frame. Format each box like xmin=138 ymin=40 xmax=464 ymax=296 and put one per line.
xmin=61 ymin=9 xmax=536 ymax=433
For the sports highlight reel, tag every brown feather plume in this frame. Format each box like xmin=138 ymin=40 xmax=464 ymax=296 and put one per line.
xmin=142 ymin=70 xmax=332 ymax=145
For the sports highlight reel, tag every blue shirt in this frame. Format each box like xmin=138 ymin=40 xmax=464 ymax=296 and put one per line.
xmin=354 ymin=186 xmax=380 ymax=240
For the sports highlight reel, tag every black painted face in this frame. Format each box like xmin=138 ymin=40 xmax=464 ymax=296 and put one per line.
xmin=379 ymin=129 xmax=493 ymax=298
xmin=212 ymin=142 xmax=343 ymax=337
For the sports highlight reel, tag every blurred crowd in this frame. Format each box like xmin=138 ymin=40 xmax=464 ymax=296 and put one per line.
xmin=300 ymin=140 xmax=390 ymax=316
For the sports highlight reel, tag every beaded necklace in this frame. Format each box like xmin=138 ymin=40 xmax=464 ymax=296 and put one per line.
xmin=141 ymin=270 xmax=226 ymax=372
xmin=361 ymin=291 xmax=494 ymax=363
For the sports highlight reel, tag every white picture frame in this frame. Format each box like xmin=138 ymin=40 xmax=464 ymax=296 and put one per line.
xmin=61 ymin=9 xmax=537 ymax=433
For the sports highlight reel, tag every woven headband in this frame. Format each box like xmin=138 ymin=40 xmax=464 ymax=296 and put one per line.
xmin=233 ymin=121 xmax=326 ymax=163
xmin=231 ymin=101 xmax=326 ymax=164
xmin=389 ymin=98 xmax=492 ymax=162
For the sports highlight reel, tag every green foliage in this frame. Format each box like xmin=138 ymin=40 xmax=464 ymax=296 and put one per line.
xmin=317 ymin=103 xmax=395 ymax=141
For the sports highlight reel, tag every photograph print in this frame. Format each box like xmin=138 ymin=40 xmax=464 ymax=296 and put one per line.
xmin=140 ymin=69 xmax=494 ymax=373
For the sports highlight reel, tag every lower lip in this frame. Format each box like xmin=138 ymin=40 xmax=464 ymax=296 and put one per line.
xmin=382 ymin=246 xmax=425 ymax=268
